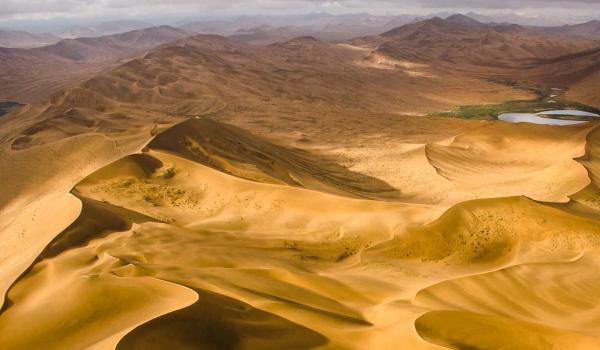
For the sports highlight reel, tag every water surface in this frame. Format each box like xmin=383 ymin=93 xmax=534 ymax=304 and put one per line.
xmin=499 ymin=110 xmax=600 ymax=125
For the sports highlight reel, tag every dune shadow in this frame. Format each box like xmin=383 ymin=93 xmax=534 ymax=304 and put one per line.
xmin=149 ymin=117 xmax=402 ymax=201
xmin=116 ymin=288 xmax=328 ymax=350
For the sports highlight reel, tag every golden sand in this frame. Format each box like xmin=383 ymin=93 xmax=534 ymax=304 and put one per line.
xmin=1 ymin=115 xmax=599 ymax=349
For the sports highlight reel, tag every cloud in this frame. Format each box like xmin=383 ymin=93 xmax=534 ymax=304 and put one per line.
xmin=0 ymin=0 xmax=598 ymax=22
xmin=418 ymin=0 xmax=600 ymax=9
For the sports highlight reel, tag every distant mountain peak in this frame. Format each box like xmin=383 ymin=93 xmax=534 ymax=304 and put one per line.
xmin=445 ymin=14 xmax=483 ymax=26
xmin=0 ymin=29 xmax=61 ymax=48
xmin=427 ymin=17 xmax=446 ymax=25
xmin=383 ymin=14 xmax=484 ymax=35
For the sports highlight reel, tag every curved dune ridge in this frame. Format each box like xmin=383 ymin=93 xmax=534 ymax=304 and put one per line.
xmin=424 ymin=122 xmax=592 ymax=203
xmin=1 ymin=117 xmax=600 ymax=350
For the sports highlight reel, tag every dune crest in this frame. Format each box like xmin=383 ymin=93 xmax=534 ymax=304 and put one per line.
xmin=1 ymin=116 xmax=600 ymax=349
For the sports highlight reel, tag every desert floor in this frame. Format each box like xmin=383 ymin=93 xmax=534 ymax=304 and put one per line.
xmin=1 ymin=112 xmax=600 ymax=349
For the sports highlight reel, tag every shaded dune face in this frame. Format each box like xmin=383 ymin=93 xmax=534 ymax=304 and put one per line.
xmin=38 ymin=197 xmax=157 ymax=261
xmin=116 ymin=289 xmax=328 ymax=350
xmin=148 ymin=118 xmax=402 ymax=200
xmin=2 ymin=117 xmax=600 ymax=349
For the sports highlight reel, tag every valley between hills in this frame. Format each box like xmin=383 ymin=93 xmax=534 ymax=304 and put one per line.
xmin=2 ymin=13 xmax=600 ymax=350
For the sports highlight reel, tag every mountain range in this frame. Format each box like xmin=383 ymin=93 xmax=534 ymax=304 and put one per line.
xmin=0 ymin=30 xmax=61 ymax=48
xmin=0 ymin=26 xmax=189 ymax=103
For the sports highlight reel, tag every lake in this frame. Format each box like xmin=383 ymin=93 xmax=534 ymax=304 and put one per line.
xmin=498 ymin=110 xmax=600 ymax=125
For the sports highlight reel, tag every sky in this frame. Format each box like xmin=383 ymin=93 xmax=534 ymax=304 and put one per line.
xmin=1 ymin=0 xmax=599 ymax=31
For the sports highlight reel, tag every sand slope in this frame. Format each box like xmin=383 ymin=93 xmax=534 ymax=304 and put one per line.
xmin=1 ymin=116 xmax=600 ymax=349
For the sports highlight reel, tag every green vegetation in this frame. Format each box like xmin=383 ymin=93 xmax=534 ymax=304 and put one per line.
xmin=160 ymin=167 xmax=177 ymax=179
xmin=283 ymin=239 xmax=363 ymax=262
xmin=429 ymin=83 xmax=600 ymax=120
xmin=93 ymin=175 xmax=198 ymax=209
xmin=335 ymin=246 xmax=359 ymax=262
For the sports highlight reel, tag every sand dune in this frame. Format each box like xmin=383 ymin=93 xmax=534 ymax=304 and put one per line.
xmin=415 ymin=254 xmax=600 ymax=338
xmin=148 ymin=118 xmax=402 ymax=200
xmin=424 ymin=122 xmax=593 ymax=203
xmin=1 ymin=115 xmax=600 ymax=349
xmin=416 ymin=310 xmax=600 ymax=350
